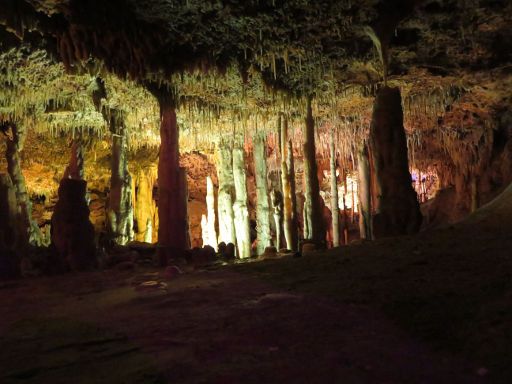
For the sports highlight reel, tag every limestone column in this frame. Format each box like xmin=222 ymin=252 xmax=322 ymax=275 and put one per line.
xmin=217 ymin=142 xmax=236 ymax=246
xmin=153 ymin=88 xmax=189 ymax=263
xmin=271 ymin=189 xmax=283 ymax=249
xmin=134 ymin=167 xmax=157 ymax=243
xmin=204 ymin=176 xmax=218 ymax=249
xmin=5 ymin=122 xmax=42 ymax=246
xmin=369 ymin=86 xmax=422 ymax=237
xmin=107 ymin=112 xmax=134 ymax=245
xmin=302 ymin=96 xmax=326 ymax=244
xmin=281 ymin=116 xmax=298 ymax=251
xmin=253 ymin=134 xmax=272 ymax=255
xmin=0 ymin=174 xmax=19 ymax=278
xmin=232 ymin=144 xmax=251 ymax=258
xmin=287 ymin=137 xmax=299 ymax=249
xmin=357 ymin=144 xmax=372 ymax=240
xmin=329 ymin=129 xmax=340 ymax=247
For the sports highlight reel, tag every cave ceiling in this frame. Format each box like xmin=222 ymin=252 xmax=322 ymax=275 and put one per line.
xmin=0 ymin=0 xmax=511 ymax=160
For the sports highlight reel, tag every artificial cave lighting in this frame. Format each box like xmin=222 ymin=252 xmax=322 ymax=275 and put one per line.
xmin=1 ymin=1 xmax=512 ymax=383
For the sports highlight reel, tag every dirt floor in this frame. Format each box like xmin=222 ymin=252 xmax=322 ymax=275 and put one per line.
xmin=1 ymin=186 xmax=512 ymax=383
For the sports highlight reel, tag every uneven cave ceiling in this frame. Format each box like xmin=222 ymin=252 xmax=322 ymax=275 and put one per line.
xmin=0 ymin=0 xmax=511 ymax=172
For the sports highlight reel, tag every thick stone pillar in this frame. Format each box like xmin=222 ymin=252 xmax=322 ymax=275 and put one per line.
xmin=0 ymin=174 xmax=19 ymax=278
xmin=253 ymin=134 xmax=272 ymax=255
xmin=217 ymin=143 xmax=236 ymax=246
xmin=232 ymin=145 xmax=251 ymax=258
xmin=357 ymin=144 xmax=372 ymax=240
xmin=329 ymin=129 xmax=340 ymax=247
xmin=5 ymin=122 xmax=41 ymax=246
xmin=204 ymin=176 xmax=218 ymax=249
xmin=281 ymin=116 xmax=298 ymax=251
xmin=107 ymin=113 xmax=134 ymax=245
xmin=51 ymin=178 xmax=96 ymax=271
xmin=156 ymin=92 xmax=189 ymax=263
xmin=369 ymin=86 xmax=422 ymax=237
xmin=302 ymin=96 xmax=326 ymax=245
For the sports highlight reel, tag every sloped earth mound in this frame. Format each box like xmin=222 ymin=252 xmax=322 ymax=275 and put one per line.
xmin=1 ymin=185 xmax=511 ymax=383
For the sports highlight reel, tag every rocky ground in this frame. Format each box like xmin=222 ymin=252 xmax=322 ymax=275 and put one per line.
xmin=1 ymin=185 xmax=512 ymax=383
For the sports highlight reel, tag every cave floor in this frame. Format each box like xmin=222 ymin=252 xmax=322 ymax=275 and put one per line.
xmin=1 ymin=193 xmax=512 ymax=384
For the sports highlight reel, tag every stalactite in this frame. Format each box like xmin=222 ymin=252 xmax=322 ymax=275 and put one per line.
xmin=357 ymin=144 xmax=372 ymax=240
xmin=232 ymin=144 xmax=251 ymax=258
xmin=281 ymin=115 xmax=298 ymax=251
xmin=253 ymin=134 xmax=272 ymax=255
xmin=330 ymin=129 xmax=340 ymax=247
xmin=216 ymin=142 xmax=236 ymax=247
xmin=302 ymin=96 xmax=326 ymax=245
xmin=369 ymin=87 xmax=422 ymax=237
xmin=5 ymin=123 xmax=42 ymax=247
xmin=107 ymin=113 xmax=134 ymax=245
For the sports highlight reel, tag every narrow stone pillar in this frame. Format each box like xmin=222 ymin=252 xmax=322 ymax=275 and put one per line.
xmin=155 ymin=91 xmax=189 ymax=263
xmin=134 ymin=167 xmax=157 ymax=243
xmin=232 ymin=144 xmax=251 ymax=258
xmin=329 ymin=129 xmax=340 ymax=247
xmin=0 ymin=174 xmax=19 ymax=278
xmin=253 ymin=134 xmax=272 ymax=255
xmin=5 ymin=122 xmax=41 ymax=246
xmin=217 ymin=142 xmax=236 ymax=246
xmin=107 ymin=112 xmax=134 ymax=245
xmin=281 ymin=116 xmax=298 ymax=251
xmin=205 ymin=176 xmax=218 ymax=249
xmin=369 ymin=86 xmax=422 ymax=237
xmin=357 ymin=144 xmax=372 ymax=240
xmin=287 ymin=137 xmax=299 ymax=250
xmin=271 ymin=189 xmax=283 ymax=249
xmin=302 ymin=96 xmax=326 ymax=245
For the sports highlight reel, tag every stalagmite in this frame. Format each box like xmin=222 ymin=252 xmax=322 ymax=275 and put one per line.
xmin=0 ymin=174 xmax=19 ymax=278
xmin=107 ymin=112 xmax=134 ymax=245
xmin=134 ymin=167 xmax=157 ymax=243
xmin=5 ymin=123 xmax=42 ymax=246
xmin=217 ymin=142 xmax=236 ymax=247
xmin=232 ymin=144 xmax=251 ymax=258
xmin=51 ymin=178 xmax=96 ymax=271
xmin=302 ymin=97 xmax=326 ymax=245
xmin=281 ymin=116 xmax=298 ymax=251
xmin=253 ymin=134 xmax=272 ymax=255
xmin=357 ymin=144 xmax=372 ymax=240
xmin=369 ymin=87 xmax=422 ymax=237
xmin=204 ymin=176 xmax=218 ymax=249
xmin=329 ymin=129 xmax=340 ymax=247
xmin=154 ymin=88 xmax=189 ymax=264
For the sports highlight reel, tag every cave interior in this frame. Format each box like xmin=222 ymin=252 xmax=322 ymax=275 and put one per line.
xmin=1 ymin=0 xmax=512 ymax=383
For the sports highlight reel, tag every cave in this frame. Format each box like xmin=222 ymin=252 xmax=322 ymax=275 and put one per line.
xmin=0 ymin=1 xmax=512 ymax=383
